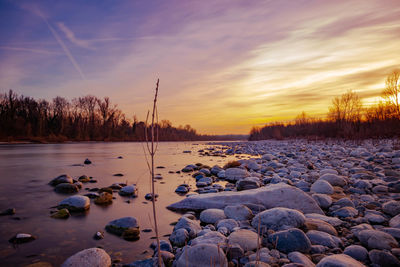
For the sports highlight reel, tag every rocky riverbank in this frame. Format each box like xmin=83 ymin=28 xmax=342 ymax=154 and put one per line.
xmin=37 ymin=139 xmax=400 ymax=266
xmin=124 ymin=139 xmax=400 ymax=267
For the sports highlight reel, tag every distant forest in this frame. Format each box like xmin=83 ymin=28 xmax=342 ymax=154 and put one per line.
xmin=250 ymin=70 xmax=400 ymax=140
xmin=0 ymin=90 xmax=245 ymax=142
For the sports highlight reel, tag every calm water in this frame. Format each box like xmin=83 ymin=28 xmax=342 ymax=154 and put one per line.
xmin=0 ymin=142 xmax=237 ymax=266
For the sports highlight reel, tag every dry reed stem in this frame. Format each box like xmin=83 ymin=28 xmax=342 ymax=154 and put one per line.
xmin=144 ymin=79 xmax=162 ymax=267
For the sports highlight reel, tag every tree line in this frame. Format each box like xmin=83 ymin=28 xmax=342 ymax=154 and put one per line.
xmin=0 ymin=91 xmax=231 ymax=142
xmin=249 ymin=70 xmax=400 ymax=140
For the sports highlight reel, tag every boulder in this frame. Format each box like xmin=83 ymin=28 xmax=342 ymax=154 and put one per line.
xmin=51 ymin=208 xmax=70 ymax=219
xmin=310 ymin=180 xmax=334 ymax=194
xmin=390 ymin=214 xmax=400 ymax=228
xmin=78 ymin=175 xmax=90 ymax=183
xmin=58 ymin=195 xmax=90 ymax=212
xmin=224 ymin=204 xmax=253 ymax=221
xmin=319 ymin=173 xmax=347 ymax=187
xmin=358 ymin=229 xmax=398 ymax=250
xmin=228 ymin=229 xmax=259 ymax=251
xmin=332 ymin=207 xmax=358 ymax=218
xmin=306 ymin=230 xmax=342 ymax=248
xmin=236 ymin=177 xmax=261 ymax=191
xmin=55 ymin=183 xmax=79 ymax=194
xmin=175 ymin=244 xmax=227 ymax=267
xmin=119 ymin=185 xmax=138 ymax=197
xmin=49 ymin=174 xmax=73 ymax=186
xmin=369 ymin=249 xmax=400 ymax=267
xmin=217 ymin=219 xmax=239 ymax=232
xmin=175 ymin=185 xmax=189 ymax=194
xmin=383 ymin=200 xmax=400 ymax=216
xmin=312 ymin=194 xmax=332 ymax=209
xmin=200 ymin=209 xmax=226 ymax=224
xmin=244 ymin=262 xmax=271 ymax=267
xmin=224 ymin=168 xmax=249 ymax=182
xmin=9 ymin=233 xmax=36 ymax=244
xmin=315 ymin=254 xmax=364 ymax=267
xmin=268 ymin=228 xmax=311 ymax=253
xmin=173 ymin=216 xmax=202 ymax=238
xmin=252 ymin=207 xmax=305 ymax=231
xmin=61 ymin=248 xmax=110 ymax=267
xmin=167 ymin=183 xmax=323 ymax=214
xmin=343 ymin=245 xmax=368 ymax=262
xmin=169 ymin=228 xmax=189 ymax=247
xmin=305 ymin=213 xmax=344 ymax=227
xmin=304 ymin=218 xmax=337 ymax=236
xmin=94 ymin=192 xmax=113 ymax=205
xmin=105 ymin=217 xmax=140 ymax=240
xmin=288 ymin=252 xmax=315 ymax=267
xmin=190 ymin=231 xmax=227 ymax=246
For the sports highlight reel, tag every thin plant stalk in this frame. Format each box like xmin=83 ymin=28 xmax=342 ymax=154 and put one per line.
xmin=144 ymin=79 xmax=162 ymax=266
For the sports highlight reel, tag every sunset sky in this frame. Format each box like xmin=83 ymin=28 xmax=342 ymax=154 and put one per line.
xmin=1 ymin=0 xmax=400 ymax=134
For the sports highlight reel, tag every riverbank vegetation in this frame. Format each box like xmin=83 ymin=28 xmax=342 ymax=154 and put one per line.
xmin=0 ymin=90 xmax=246 ymax=142
xmin=250 ymin=70 xmax=400 ymax=140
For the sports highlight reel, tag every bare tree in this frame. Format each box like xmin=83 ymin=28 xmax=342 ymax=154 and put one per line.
xmin=382 ymin=70 xmax=400 ymax=118
xmin=328 ymin=90 xmax=362 ymax=123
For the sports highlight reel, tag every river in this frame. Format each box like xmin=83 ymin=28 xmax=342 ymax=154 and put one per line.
xmin=0 ymin=142 xmax=239 ymax=266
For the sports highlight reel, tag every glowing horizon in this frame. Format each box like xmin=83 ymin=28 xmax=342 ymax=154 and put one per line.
xmin=1 ymin=0 xmax=400 ymax=134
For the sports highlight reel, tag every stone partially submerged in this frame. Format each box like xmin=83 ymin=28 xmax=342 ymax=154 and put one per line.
xmin=167 ymin=183 xmax=323 ymax=214
xmin=61 ymin=248 xmax=111 ymax=267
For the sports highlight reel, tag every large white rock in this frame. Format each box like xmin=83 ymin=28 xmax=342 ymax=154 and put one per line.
xmin=61 ymin=248 xmax=111 ymax=267
xmin=167 ymin=183 xmax=323 ymax=214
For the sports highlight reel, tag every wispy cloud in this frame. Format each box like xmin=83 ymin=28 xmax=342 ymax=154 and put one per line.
xmin=18 ymin=3 xmax=87 ymax=81
xmin=57 ymin=22 xmax=92 ymax=49
xmin=0 ymin=46 xmax=61 ymax=55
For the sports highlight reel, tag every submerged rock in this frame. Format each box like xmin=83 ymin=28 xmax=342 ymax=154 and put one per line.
xmin=51 ymin=208 xmax=70 ymax=219
xmin=106 ymin=217 xmax=140 ymax=240
xmin=58 ymin=195 xmax=90 ymax=212
xmin=9 ymin=233 xmax=36 ymax=244
xmin=49 ymin=174 xmax=73 ymax=186
xmin=119 ymin=185 xmax=138 ymax=197
xmin=0 ymin=208 xmax=16 ymax=216
xmin=61 ymin=248 xmax=110 ymax=267
xmin=94 ymin=192 xmax=113 ymax=205
xmin=55 ymin=183 xmax=79 ymax=194
xmin=167 ymin=183 xmax=323 ymax=214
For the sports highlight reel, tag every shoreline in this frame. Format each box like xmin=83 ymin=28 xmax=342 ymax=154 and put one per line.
xmin=124 ymin=139 xmax=400 ymax=266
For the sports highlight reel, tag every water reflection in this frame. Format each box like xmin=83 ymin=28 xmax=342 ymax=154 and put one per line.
xmin=0 ymin=142 xmax=237 ymax=266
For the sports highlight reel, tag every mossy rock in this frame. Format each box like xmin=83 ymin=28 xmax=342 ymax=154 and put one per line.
xmin=94 ymin=192 xmax=113 ymax=205
xmin=78 ymin=175 xmax=90 ymax=183
xmin=122 ymin=228 xmax=140 ymax=241
xmin=51 ymin=208 xmax=70 ymax=219
xmin=99 ymin=187 xmax=113 ymax=194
